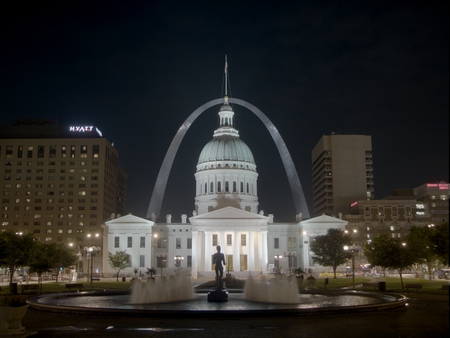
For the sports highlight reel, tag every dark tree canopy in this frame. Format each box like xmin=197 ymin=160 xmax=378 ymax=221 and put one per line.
xmin=363 ymin=234 xmax=396 ymax=276
xmin=108 ymin=250 xmax=130 ymax=281
xmin=309 ymin=228 xmax=352 ymax=278
xmin=0 ymin=231 xmax=35 ymax=284
xmin=429 ymin=222 xmax=449 ymax=266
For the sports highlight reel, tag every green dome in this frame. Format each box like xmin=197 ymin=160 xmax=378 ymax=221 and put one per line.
xmin=198 ymin=135 xmax=255 ymax=164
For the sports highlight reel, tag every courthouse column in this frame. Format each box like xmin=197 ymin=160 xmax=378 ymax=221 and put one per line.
xmin=191 ymin=231 xmax=198 ymax=279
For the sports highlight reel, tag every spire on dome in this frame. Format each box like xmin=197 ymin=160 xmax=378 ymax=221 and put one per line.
xmin=224 ymin=54 xmax=228 ymax=97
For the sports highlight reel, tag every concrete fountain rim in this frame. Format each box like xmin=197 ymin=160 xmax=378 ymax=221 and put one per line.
xmin=26 ymin=289 xmax=409 ymax=318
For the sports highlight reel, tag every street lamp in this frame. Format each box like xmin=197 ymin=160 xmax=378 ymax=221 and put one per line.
xmin=343 ymin=244 xmax=360 ymax=289
xmin=284 ymin=252 xmax=297 ymax=276
xmin=156 ymin=253 xmax=167 ymax=277
xmin=174 ymin=256 xmax=184 ymax=268
xmin=84 ymin=245 xmax=101 ymax=290
xmin=274 ymin=255 xmax=283 ymax=274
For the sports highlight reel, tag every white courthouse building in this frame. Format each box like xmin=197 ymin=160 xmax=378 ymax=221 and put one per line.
xmin=101 ymin=97 xmax=347 ymax=279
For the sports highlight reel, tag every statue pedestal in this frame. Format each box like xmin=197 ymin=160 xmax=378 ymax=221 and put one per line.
xmin=207 ymin=289 xmax=228 ymax=302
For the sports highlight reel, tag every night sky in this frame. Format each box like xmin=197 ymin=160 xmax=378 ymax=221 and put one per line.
xmin=1 ymin=1 xmax=448 ymax=222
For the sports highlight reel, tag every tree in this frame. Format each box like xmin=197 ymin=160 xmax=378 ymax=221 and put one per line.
xmin=0 ymin=231 xmax=35 ymax=285
xmin=108 ymin=250 xmax=130 ymax=281
xmin=50 ymin=244 xmax=78 ymax=282
xmin=309 ymin=228 xmax=352 ymax=278
xmin=364 ymin=234 xmax=396 ymax=277
xmin=430 ymin=222 xmax=449 ymax=266
xmin=406 ymin=225 xmax=441 ymax=280
xmin=389 ymin=239 xmax=415 ymax=289
xmin=28 ymin=242 xmax=59 ymax=288
xmin=364 ymin=234 xmax=414 ymax=288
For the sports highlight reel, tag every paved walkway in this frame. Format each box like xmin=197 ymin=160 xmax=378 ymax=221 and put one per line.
xmin=20 ymin=292 xmax=448 ymax=337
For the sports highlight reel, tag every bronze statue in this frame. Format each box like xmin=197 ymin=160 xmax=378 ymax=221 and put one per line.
xmin=212 ymin=245 xmax=226 ymax=289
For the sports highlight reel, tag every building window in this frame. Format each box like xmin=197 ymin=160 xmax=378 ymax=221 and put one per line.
xmin=187 ymin=255 xmax=192 ymax=268
xmin=288 ymin=237 xmax=297 ymax=248
xmin=114 ymin=237 xmax=119 ymax=248
xmin=210 ymin=182 xmax=214 ymax=193
xmin=157 ymin=237 xmax=167 ymax=249
xmin=241 ymin=234 xmax=246 ymax=246
xmin=212 ymin=234 xmax=218 ymax=246
xmin=217 ymin=182 xmax=221 ymax=193
xmin=227 ymin=234 xmax=232 ymax=246
xmin=140 ymin=237 xmax=145 ymax=248
xmin=274 ymin=238 xmax=279 ymax=249
xmin=156 ymin=255 xmax=167 ymax=268
xmin=176 ymin=238 xmax=181 ymax=249
xmin=139 ymin=255 xmax=145 ymax=268
xmin=240 ymin=182 xmax=244 ymax=193
xmin=392 ymin=207 xmax=398 ymax=216
xmin=37 ymin=145 xmax=45 ymax=158
xmin=127 ymin=237 xmax=132 ymax=248
xmin=187 ymin=238 xmax=192 ymax=249
xmin=225 ymin=181 xmax=229 ymax=192
xmin=378 ymin=207 xmax=384 ymax=216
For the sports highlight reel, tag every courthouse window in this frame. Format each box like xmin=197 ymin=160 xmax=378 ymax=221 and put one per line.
xmin=241 ymin=234 xmax=246 ymax=246
xmin=274 ymin=238 xmax=279 ymax=249
xmin=288 ymin=237 xmax=297 ymax=248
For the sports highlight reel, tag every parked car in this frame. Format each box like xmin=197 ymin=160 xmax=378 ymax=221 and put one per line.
xmin=437 ymin=269 xmax=450 ymax=280
xmin=51 ymin=274 xmax=69 ymax=281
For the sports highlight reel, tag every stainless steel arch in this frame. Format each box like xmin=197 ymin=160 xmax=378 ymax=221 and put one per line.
xmin=146 ymin=98 xmax=310 ymax=219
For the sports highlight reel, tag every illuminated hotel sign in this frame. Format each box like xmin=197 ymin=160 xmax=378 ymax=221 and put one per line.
xmin=426 ymin=183 xmax=449 ymax=190
xmin=69 ymin=126 xmax=103 ymax=137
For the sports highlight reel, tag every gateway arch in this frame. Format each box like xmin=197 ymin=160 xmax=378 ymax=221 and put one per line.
xmin=146 ymin=98 xmax=310 ymax=219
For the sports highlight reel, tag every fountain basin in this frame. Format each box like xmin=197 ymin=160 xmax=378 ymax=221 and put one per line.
xmin=27 ymin=290 xmax=407 ymax=318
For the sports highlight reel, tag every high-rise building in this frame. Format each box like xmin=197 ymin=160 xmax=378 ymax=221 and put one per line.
xmin=413 ymin=182 xmax=449 ymax=224
xmin=0 ymin=119 xmax=127 ymax=273
xmin=312 ymin=134 xmax=374 ymax=217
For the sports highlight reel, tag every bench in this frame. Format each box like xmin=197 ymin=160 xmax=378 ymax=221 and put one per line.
xmin=65 ymin=283 xmax=84 ymax=291
xmin=404 ymin=283 xmax=423 ymax=292
xmin=21 ymin=284 xmax=39 ymax=294
xmin=91 ymin=278 xmax=100 ymax=281
xmin=440 ymin=285 xmax=449 ymax=293
xmin=362 ymin=282 xmax=379 ymax=291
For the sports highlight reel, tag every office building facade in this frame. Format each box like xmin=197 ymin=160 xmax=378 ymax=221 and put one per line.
xmin=312 ymin=134 xmax=374 ymax=217
xmin=0 ymin=119 xmax=127 ymax=274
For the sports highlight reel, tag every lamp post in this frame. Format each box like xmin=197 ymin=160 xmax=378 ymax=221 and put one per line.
xmin=156 ymin=253 xmax=167 ymax=277
xmin=274 ymin=255 xmax=283 ymax=274
xmin=84 ymin=245 xmax=101 ymax=290
xmin=284 ymin=252 xmax=297 ymax=276
xmin=174 ymin=256 xmax=184 ymax=268
xmin=343 ymin=244 xmax=360 ymax=289
xmin=152 ymin=234 xmax=158 ymax=270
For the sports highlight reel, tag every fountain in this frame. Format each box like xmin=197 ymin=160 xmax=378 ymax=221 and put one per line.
xmin=244 ymin=274 xmax=299 ymax=304
xmin=27 ymin=273 xmax=408 ymax=317
xmin=130 ymin=270 xmax=194 ymax=304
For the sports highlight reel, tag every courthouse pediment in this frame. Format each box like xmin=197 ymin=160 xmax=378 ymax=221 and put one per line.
xmin=104 ymin=214 xmax=154 ymax=231
xmin=189 ymin=206 xmax=269 ymax=228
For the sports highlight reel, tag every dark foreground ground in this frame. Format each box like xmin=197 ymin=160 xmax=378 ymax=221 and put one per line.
xmin=21 ymin=292 xmax=448 ymax=338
